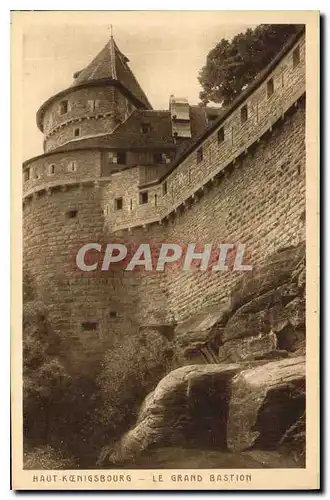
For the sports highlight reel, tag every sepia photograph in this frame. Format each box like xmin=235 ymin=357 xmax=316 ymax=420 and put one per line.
xmin=11 ymin=10 xmax=319 ymax=490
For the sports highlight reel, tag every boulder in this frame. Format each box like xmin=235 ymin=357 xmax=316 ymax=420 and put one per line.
xmin=227 ymin=356 xmax=305 ymax=452
xmin=104 ymin=363 xmax=241 ymax=465
xmin=218 ymin=332 xmax=277 ymax=363
xmin=174 ymin=304 xmax=228 ymax=364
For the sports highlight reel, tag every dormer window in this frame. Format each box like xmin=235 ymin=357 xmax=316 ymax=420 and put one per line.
xmin=59 ymin=100 xmax=68 ymax=115
xmin=141 ymin=123 xmax=151 ymax=134
xmin=108 ymin=152 xmax=126 ymax=165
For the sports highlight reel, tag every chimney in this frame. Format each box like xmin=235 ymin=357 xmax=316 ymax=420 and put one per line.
xmin=169 ymin=95 xmax=192 ymax=139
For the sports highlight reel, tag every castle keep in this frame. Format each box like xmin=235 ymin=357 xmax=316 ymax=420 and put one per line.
xmin=23 ymin=29 xmax=306 ymax=369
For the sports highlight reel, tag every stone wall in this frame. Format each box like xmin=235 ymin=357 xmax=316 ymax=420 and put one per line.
xmin=22 ymin=32 xmax=306 ymax=367
xmin=102 ymin=35 xmax=305 ymax=232
xmin=41 ymin=86 xmax=134 ymax=152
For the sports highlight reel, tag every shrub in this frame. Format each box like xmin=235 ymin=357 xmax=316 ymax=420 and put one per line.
xmin=98 ymin=329 xmax=173 ymax=434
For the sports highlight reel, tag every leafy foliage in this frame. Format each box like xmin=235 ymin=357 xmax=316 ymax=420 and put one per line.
xmin=98 ymin=330 xmax=173 ymax=434
xmin=24 ymin=445 xmax=77 ymax=470
xmin=198 ymin=24 xmax=302 ymax=106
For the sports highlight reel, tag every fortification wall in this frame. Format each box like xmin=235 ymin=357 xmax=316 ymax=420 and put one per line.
xmin=103 ymin=35 xmax=305 ymax=232
xmin=23 ymin=32 xmax=306 ymax=365
xmin=41 ymin=86 xmax=133 ymax=152
xmin=23 ymin=150 xmax=102 ymax=196
xmin=23 ymin=181 xmax=145 ymax=372
xmin=164 ymin=105 xmax=305 ymax=321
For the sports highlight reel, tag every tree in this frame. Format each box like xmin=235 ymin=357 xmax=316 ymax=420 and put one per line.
xmin=198 ymin=24 xmax=303 ymax=106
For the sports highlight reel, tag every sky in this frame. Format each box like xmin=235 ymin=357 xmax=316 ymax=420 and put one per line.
xmin=21 ymin=12 xmax=255 ymax=160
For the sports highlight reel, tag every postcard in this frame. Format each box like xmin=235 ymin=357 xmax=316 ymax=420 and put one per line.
xmin=11 ymin=10 xmax=319 ymax=490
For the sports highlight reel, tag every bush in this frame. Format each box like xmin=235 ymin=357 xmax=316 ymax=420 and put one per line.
xmin=24 ymin=445 xmax=77 ymax=470
xmin=98 ymin=329 xmax=173 ymax=434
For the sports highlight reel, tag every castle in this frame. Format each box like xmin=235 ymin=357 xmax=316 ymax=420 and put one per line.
xmin=23 ymin=28 xmax=306 ymax=370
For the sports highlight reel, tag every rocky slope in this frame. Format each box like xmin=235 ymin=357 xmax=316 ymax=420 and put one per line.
xmin=99 ymin=242 xmax=306 ymax=468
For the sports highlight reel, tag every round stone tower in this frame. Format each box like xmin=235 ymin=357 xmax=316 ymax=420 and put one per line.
xmin=23 ymin=35 xmax=153 ymax=372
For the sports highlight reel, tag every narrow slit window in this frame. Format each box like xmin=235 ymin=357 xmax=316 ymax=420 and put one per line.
xmin=74 ymin=128 xmax=81 ymax=137
xmin=67 ymin=209 xmax=78 ymax=219
xmin=154 ymin=194 xmax=158 ymax=206
xmin=217 ymin=127 xmax=225 ymax=144
xmin=163 ymin=181 xmax=168 ymax=196
xmin=139 ymin=191 xmax=148 ymax=205
xmin=241 ymin=104 xmax=248 ymax=124
xmin=267 ymin=78 xmax=274 ymax=98
xmin=49 ymin=164 xmax=55 ymax=175
xmin=196 ymin=147 xmax=203 ymax=163
xmin=68 ymin=161 xmax=77 ymax=172
xmin=293 ymin=46 xmax=300 ymax=68
xmin=115 ymin=197 xmax=123 ymax=210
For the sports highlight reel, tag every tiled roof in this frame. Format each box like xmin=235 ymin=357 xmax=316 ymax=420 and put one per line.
xmin=72 ymin=37 xmax=152 ymax=110
xmin=53 ymin=110 xmax=176 ymax=152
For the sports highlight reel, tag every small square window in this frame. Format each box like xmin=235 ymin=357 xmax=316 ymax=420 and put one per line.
xmin=241 ymin=104 xmax=248 ymax=124
xmin=267 ymin=78 xmax=274 ymax=98
xmin=163 ymin=181 xmax=168 ymax=196
xmin=67 ymin=209 xmax=78 ymax=219
xmin=139 ymin=191 xmax=148 ymax=205
xmin=115 ymin=197 xmax=123 ymax=210
xmin=24 ymin=169 xmax=30 ymax=182
xmin=293 ymin=46 xmax=300 ymax=68
xmin=81 ymin=322 xmax=98 ymax=330
xmin=74 ymin=128 xmax=80 ymax=137
xmin=141 ymin=123 xmax=151 ymax=134
xmin=110 ymin=311 xmax=117 ymax=318
xmin=59 ymin=100 xmax=68 ymax=115
xmin=217 ymin=127 xmax=225 ymax=144
xmin=196 ymin=147 xmax=203 ymax=163
xmin=49 ymin=164 xmax=55 ymax=175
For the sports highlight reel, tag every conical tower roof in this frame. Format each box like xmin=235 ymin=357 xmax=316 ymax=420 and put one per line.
xmin=72 ymin=36 xmax=152 ymax=109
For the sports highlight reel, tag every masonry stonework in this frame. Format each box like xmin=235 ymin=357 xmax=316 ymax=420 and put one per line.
xmin=23 ymin=31 xmax=306 ymax=368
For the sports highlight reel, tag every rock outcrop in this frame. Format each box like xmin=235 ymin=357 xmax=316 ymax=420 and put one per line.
xmin=227 ymin=356 xmax=305 ymax=452
xmin=99 ymin=243 xmax=306 ymax=468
